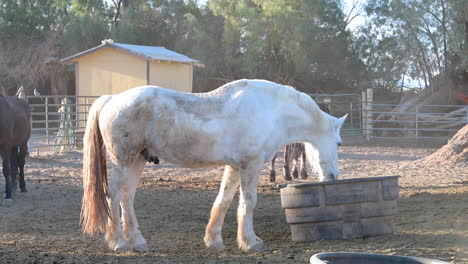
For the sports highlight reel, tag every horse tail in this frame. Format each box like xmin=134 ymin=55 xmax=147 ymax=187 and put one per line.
xmin=81 ymin=95 xmax=112 ymax=235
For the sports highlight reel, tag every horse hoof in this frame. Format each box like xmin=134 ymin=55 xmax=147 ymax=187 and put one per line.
xmin=113 ymin=238 xmax=132 ymax=252
xmin=241 ymin=243 xmax=266 ymax=252
xmin=115 ymin=245 xmax=132 ymax=252
xmin=20 ymin=188 xmax=27 ymax=193
xmin=292 ymin=170 xmax=299 ymax=179
xmin=133 ymin=244 xmax=149 ymax=252
xmin=251 ymin=243 xmax=266 ymax=252
xmin=3 ymin=199 xmax=13 ymax=207
xmin=269 ymin=172 xmax=276 ymax=182
xmin=205 ymin=240 xmax=225 ymax=251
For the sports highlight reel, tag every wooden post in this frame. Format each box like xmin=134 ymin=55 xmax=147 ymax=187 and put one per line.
xmin=366 ymin=88 xmax=373 ymax=140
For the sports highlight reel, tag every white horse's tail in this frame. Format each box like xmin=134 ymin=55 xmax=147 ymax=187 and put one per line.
xmin=81 ymin=95 xmax=112 ymax=235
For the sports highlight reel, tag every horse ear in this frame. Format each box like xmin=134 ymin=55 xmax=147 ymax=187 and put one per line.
xmin=336 ymin=114 xmax=348 ymax=128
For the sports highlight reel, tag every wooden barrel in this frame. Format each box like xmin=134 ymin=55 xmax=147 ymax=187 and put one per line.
xmin=280 ymin=176 xmax=400 ymax=241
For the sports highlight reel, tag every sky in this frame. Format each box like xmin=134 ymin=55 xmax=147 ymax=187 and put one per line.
xmin=342 ymin=0 xmax=366 ymax=31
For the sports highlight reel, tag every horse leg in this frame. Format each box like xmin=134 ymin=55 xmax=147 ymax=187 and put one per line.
xmin=204 ymin=165 xmax=240 ymax=250
xmin=290 ymin=144 xmax=300 ymax=179
xmin=283 ymin=145 xmax=292 ymax=181
xmin=18 ymin=143 xmax=27 ymax=192
xmin=120 ymin=156 xmax=148 ymax=252
xmin=300 ymin=144 xmax=309 ymax=179
xmin=105 ymin=165 xmax=130 ymax=252
xmin=292 ymin=156 xmax=299 ymax=179
xmin=9 ymin=146 xmax=19 ymax=193
xmin=1 ymin=150 xmax=13 ymax=206
xmin=237 ymin=159 xmax=264 ymax=251
xmin=269 ymin=155 xmax=276 ymax=182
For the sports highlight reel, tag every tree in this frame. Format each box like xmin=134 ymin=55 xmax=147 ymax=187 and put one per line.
xmin=0 ymin=0 xmax=110 ymax=95
xmin=359 ymin=0 xmax=467 ymax=94
xmin=207 ymin=0 xmax=366 ymax=93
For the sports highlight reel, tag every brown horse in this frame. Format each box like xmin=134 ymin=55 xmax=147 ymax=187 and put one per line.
xmin=0 ymin=96 xmax=31 ymax=206
xmin=269 ymin=102 xmax=330 ymax=182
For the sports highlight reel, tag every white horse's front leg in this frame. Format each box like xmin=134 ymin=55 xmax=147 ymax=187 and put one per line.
xmin=121 ymin=156 xmax=148 ymax=252
xmin=237 ymin=159 xmax=264 ymax=252
xmin=105 ymin=166 xmax=131 ymax=252
xmin=204 ymin=166 xmax=240 ymax=250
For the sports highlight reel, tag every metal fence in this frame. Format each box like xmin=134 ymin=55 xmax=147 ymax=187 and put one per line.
xmin=365 ymin=103 xmax=468 ymax=140
xmin=26 ymin=92 xmax=468 ymax=154
xmin=27 ymin=95 xmax=98 ymax=154
xmin=309 ymin=93 xmax=363 ymax=137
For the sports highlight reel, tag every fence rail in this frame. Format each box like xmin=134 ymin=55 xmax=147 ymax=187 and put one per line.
xmin=26 ymin=92 xmax=468 ymax=154
xmin=365 ymin=103 xmax=468 ymax=140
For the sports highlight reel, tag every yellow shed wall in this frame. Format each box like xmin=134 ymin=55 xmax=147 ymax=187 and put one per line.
xmin=149 ymin=61 xmax=192 ymax=93
xmin=76 ymin=48 xmax=147 ymax=97
xmin=74 ymin=47 xmax=194 ymax=127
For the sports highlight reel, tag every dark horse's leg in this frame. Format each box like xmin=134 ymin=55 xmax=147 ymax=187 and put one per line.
xmin=10 ymin=145 xmax=19 ymax=193
xmin=269 ymin=154 xmax=276 ymax=182
xmin=299 ymin=143 xmax=308 ymax=179
xmin=18 ymin=143 xmax=27 ymax=192
xmin=291 ymin=143 xmax=300 ymax=179
xmin=1 ymin=149 xmax=13 ymax=204
xmin=283 ymin=145 xmax=292 ymax=181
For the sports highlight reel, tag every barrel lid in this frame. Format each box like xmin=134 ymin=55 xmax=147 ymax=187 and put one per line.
xmin=278 ymin=175 xmax=400 ymax=189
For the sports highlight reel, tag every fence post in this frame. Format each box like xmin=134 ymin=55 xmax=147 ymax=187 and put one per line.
xmin=361 ymin=91 xmax=366 ymax=138
xmin=27 ymin=96 xmax=34 ymax=155
xmin=366 ymin=88 xmax=373 ymax=140
xmin=349 ymin=101 xmax=353 ymax=135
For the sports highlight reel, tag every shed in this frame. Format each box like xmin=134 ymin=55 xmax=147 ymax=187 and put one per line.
xmin=61 ymin=40 xmax=204 ymax=96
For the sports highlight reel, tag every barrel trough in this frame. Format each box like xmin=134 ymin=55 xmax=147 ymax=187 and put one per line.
xmin=280 ymin=176 xmax=400 ymax=241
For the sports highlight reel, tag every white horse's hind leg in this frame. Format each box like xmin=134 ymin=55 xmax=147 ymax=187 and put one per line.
xmin=121 ymin=156 xmax=148 ymax=252
xmin=105 ymin=165 xmax=130 ymax=252
xmin=204 ymin=165 xmax=240 ymax=250
xmin=237 ymin=159 xmax=264 ymax=251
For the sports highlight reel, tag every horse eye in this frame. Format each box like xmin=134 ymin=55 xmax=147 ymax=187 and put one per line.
xmin=337 ymin=142 xmax=342 ymax=147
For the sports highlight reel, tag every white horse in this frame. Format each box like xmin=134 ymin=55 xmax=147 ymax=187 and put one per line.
xmin=81 ymin=79 xmax=347 ymax=252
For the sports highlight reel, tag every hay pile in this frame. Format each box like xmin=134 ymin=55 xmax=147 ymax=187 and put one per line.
xmin=420 ymin=124 xmax=468 ymax=164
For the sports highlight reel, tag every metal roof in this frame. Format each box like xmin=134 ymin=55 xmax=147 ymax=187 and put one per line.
xmin=61 ymin=41 xmax=204 ymax=67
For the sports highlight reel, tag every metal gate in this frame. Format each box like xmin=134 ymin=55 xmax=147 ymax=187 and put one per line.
xmin=27 ymin=95 xmax=98 ymax=154
xmin=309 ymin=93 xmax=363 ymax=137
xmin=367 ymin=103 xmax=468 ymax=140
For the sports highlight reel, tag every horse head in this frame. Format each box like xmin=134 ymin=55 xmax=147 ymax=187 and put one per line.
xmin=305 ymin=114 xmax=347 ymax=182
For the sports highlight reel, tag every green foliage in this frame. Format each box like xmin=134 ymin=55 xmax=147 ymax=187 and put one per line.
xmin=0 ymin=0 xmax=465 ymax=97
xmin=205 ymin=0 xmax=365 ymax=93
xmin=358 ymin=0 xmax=467 ymax=92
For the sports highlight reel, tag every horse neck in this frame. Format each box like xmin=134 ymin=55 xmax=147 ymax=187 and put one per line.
xmin=280 ymin=103 xmax=331 ymax=145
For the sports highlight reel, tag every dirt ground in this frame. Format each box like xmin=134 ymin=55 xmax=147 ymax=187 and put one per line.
xmin=0 ymin=145 xmax=467 ymax=264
